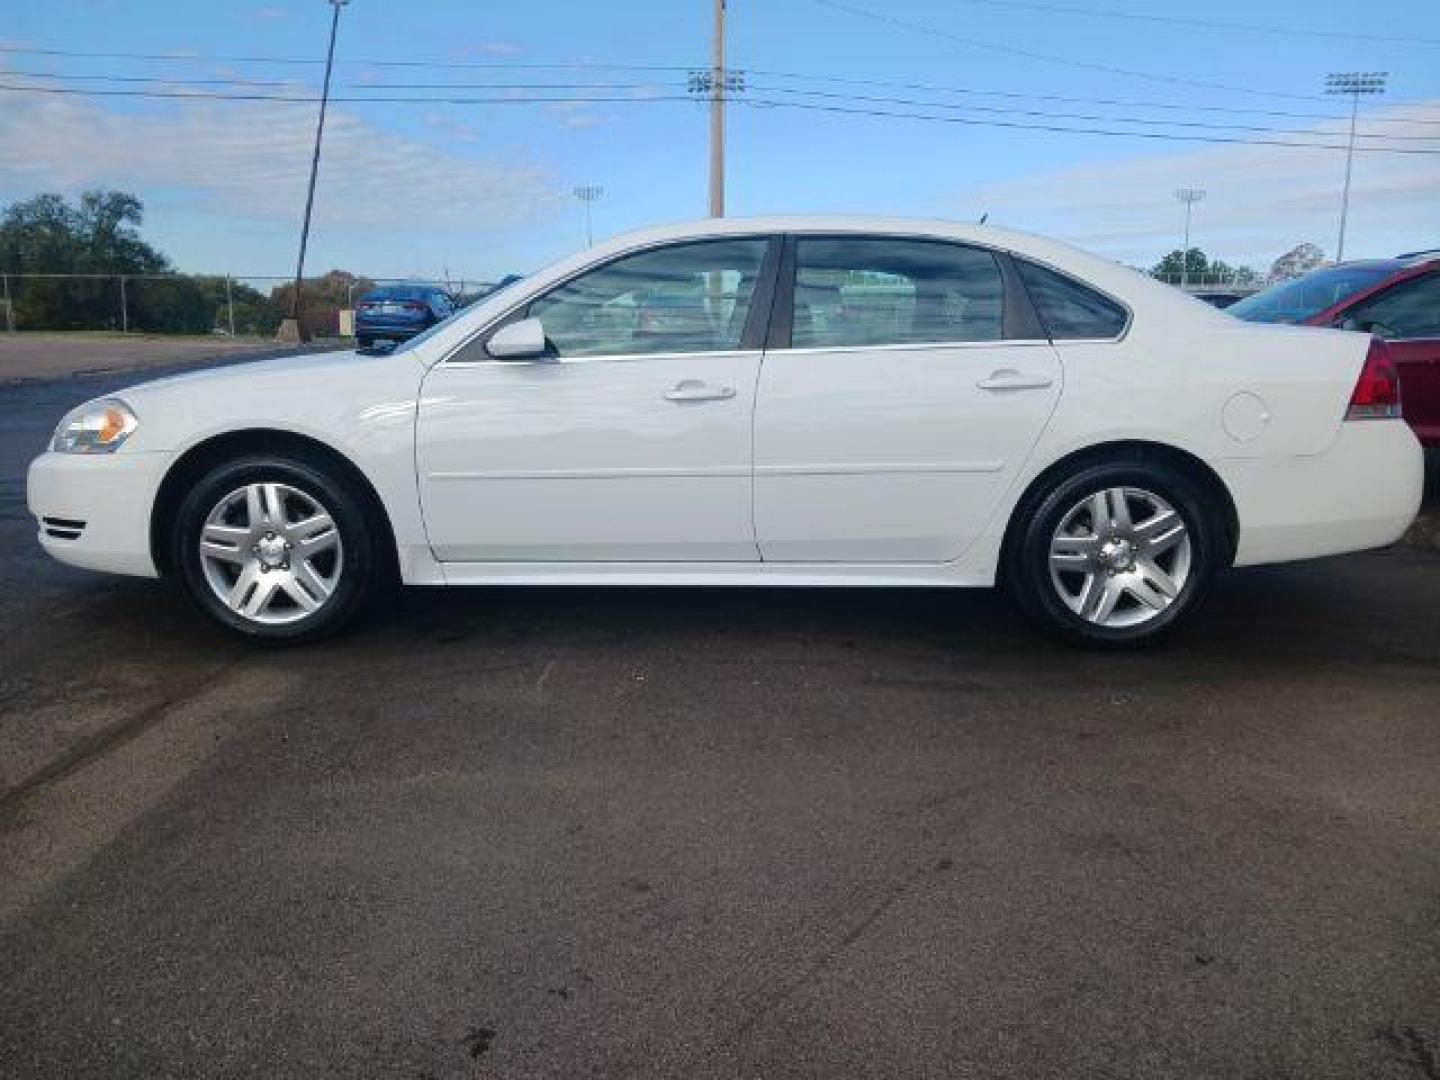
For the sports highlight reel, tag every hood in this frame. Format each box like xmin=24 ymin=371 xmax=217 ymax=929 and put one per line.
xmin=105 ymin=347 xmax=426 ymax=456
xmin=117 ymin=348 xmax=372 ymax=401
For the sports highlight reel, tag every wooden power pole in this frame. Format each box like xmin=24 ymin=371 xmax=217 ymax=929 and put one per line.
xmin=710 ymin=0 xmax=726 ymax=218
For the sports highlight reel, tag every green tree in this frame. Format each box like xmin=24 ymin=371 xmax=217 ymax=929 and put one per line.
xmin=0 ymin=190 xmax=171 ymax=329
xmin=268 ymin=270 xmax=375 ymax=338
xmin=1207 ymin=260 xmax=1261 ymax=286
xmin=1151 ymin=248 xmax=1210 ymax=281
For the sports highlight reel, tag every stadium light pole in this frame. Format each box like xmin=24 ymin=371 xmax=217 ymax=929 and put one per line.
xmin=1325 ymin=71 xmax=1387 ymax=263
xmin=286 ymin=0 xmax=349 ymax=343
xmin=573 ymin=185 xmax=603 ymax=246
xmin=1173 ymin=188 xmax=1206 ymax=289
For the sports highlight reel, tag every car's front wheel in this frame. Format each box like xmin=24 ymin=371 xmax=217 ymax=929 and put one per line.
xmin=172 ymin=454 xmax=380 ymax=642
xmin=1006 ymin=459 xmax=1222 ymax=647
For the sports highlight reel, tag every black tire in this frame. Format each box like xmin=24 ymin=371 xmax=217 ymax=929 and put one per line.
xmin=1004 ymin=458 xmax=1223 ymax=648
xmin=171 ymin=454 xmax=380 ymax=643
xmin=356 ymin=335 xmax=373 ymax=350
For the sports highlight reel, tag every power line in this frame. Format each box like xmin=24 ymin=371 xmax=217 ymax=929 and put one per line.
xmin=809 ymin=0 xmax=1344 ymax=102
xmin=11 ymin=68 xmax=1440 ymax=135
xmin=0 ymin=82 xmax=697 ymax=106
xmin=4 ymin=81 xmax=1438 ymax=155
xmin=5 ymin=39 xmax=1434 ymax=118
xmin=13 ymin=64 xmax=1440 ymax=128
xmin=736 ymin=97 xmax=1440 ymax=155
xmin=943 ymin=0 xmax=1440 ymax=48
xmin=747 ymin=84 xmax=1440 ymax=142
xmin=741 ymin=67 xmax=1440 ymax=123
xmin=2 ymin=69 xmax=669 ymax=92
xmin=0 ymin=43 xmax=697 ymax=72
xmin=8 ymin=37 xmax=1435 ymax=110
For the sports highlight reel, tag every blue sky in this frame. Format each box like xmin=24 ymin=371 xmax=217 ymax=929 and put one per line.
xmin=2 ymin=0 xmax=1438 ymax=282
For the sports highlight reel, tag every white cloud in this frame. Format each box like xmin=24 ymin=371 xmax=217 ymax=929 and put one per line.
xmin=459 ymin=41 xmax=522 ymax=58
xmin=962 ymin=102 xmax=1440 ymax=267
xmin=546 ymin=99 xmax=604 ymax=130
xmin=0 ymin=75 xmax=565 ymax=233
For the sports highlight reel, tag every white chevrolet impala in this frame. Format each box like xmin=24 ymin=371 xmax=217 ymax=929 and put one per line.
xmin=27 ymin=217 xmax=1424 ymax=646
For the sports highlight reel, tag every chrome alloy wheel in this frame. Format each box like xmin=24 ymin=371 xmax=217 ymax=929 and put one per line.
xmin=1047 ymin=486 xmax=1192 ymax=629
xmin=197 ymin=482 xmax=344 ymax=626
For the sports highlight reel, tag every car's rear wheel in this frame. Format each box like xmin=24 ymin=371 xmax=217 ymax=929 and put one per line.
xmin=172 ymin=454 xmax=379 ymax=642
xmin=1005 ymin=459 xmax=1221 ymax=647
xmin=356 ymin=334 xmax=373 ymax=350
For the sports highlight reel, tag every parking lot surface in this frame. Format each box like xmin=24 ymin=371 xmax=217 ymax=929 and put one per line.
xmin=0 ymin=333 xmax=331 ymax=383
xmin=2 ymin=356 xmax=1438 ymax=1079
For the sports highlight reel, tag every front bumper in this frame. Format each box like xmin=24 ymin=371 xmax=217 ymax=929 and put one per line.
xmin=27 ymin=451 xmax=172 ymax=578
xmin=1220 ymin=421 xmax=1424 ymax=567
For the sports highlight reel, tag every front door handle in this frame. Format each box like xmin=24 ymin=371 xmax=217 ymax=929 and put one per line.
xmin=976 ymin=369 xmax=1054 ymax=391
xmin=663 ymin=380 xmax=737 ymax=403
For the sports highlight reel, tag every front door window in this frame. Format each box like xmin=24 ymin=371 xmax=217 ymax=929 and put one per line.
xmin=528 ymin=239 xmax=770 ymax=358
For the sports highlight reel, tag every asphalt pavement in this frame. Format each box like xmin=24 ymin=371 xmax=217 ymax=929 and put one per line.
xmin=2 ymin=356 xmax=1437 ymax=1079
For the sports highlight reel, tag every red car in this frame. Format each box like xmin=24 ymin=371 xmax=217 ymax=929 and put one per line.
xmin=1229 ymin=251 xmax=1440 ymax=447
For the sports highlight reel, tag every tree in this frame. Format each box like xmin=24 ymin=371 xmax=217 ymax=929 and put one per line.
xmin=1207 ymin=259 xmax=1261 ymax=286
xmin=268 ymin=270 xmax=375 ymax=337
xmin=1268 ymin=243 xmax=1326 ymax=283
xmin=0 ymin=190 xmax=172 ymax=329
xmin=1151 ymin=248 xmax=1210 ymax=281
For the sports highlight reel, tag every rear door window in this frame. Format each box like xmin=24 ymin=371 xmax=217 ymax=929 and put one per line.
xmin=1015 ymin=260 xmax=1128 ymax=340
xmin=789 ymin=237 xmax=1004 ymax=348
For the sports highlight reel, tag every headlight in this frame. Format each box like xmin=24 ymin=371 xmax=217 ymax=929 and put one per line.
xmin=51 ymin=398 xmax=139 ymax=454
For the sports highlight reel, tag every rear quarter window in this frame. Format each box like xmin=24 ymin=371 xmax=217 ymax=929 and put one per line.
xmin=1016 ymin=260 xmax=1128 ymax=340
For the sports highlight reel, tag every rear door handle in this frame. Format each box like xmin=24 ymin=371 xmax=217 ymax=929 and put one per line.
xmin=976 ymin=369 xmax=1054 ymax=391
xmin=663 ymin=380 xmax=737 ymax=403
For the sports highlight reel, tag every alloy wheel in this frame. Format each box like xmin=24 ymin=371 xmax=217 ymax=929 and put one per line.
xmin=197 ymin=482 xmax=344 ymax=626
xmin=1047 ymin=485 xmax=1192 ymax=629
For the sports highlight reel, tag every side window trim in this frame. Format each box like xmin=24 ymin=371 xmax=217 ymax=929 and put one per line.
xmin=443 ymin=234 xmax=783 ymax=365
xmin=764 ymin=233 xmax=1042 ymax=351
xmin=997 ymin=251 xmax=1048 ymax=341
xmin=764 ymin=234 xmax=799 ymax=351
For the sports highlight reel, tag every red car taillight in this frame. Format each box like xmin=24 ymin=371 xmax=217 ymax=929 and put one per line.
xmin=1345 ymin=337 xmax=1401 ymax=421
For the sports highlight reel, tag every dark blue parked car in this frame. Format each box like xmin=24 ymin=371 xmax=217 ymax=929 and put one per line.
xmin=354 ymin=285 xmax=456 ymax=349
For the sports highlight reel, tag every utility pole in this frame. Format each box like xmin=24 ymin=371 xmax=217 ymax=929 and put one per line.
xmin=688 ymin=3 xmax=743 ymax=216
xmin=573 ymin=185 xmax=603 ymax=246
xmin=1325 ymin=71 xmax=1387 ymax=264
xmin=285 ymin=0 xmax=349 ymax=343
xmin=1173 ymin=188 xmax=1206 ymax=289
xmin=710 ymin=0 xmax=726 ymax=217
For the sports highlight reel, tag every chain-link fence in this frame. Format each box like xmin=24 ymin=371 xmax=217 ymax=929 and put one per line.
xmin=0 ymin=272 xmax=502 ymax=338
xmin=1151 ymin=271 xmax=1266 ymax=292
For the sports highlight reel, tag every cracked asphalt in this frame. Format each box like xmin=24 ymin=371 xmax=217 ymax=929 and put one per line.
xmin=2 ymin=354 xmax=1438 ymax=1079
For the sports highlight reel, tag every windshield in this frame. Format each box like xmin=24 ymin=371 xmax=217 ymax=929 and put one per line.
xmin=1228 ymin=263 xmax=1398 ymax=324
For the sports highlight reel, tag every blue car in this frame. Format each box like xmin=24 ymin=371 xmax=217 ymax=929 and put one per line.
xmin=354 ymin=285 xmax=456 ymax=349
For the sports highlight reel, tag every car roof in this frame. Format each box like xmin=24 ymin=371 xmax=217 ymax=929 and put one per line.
xmin=365 ymin=284 xmax=440 ymax=295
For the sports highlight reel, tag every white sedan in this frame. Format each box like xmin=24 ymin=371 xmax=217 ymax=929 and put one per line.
xmin=27 ymin=217 xmax=1424 ymax=646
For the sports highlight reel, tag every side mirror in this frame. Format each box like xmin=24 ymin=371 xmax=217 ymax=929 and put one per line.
xmin=485 ymin=317 xmax=548 ymax=360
